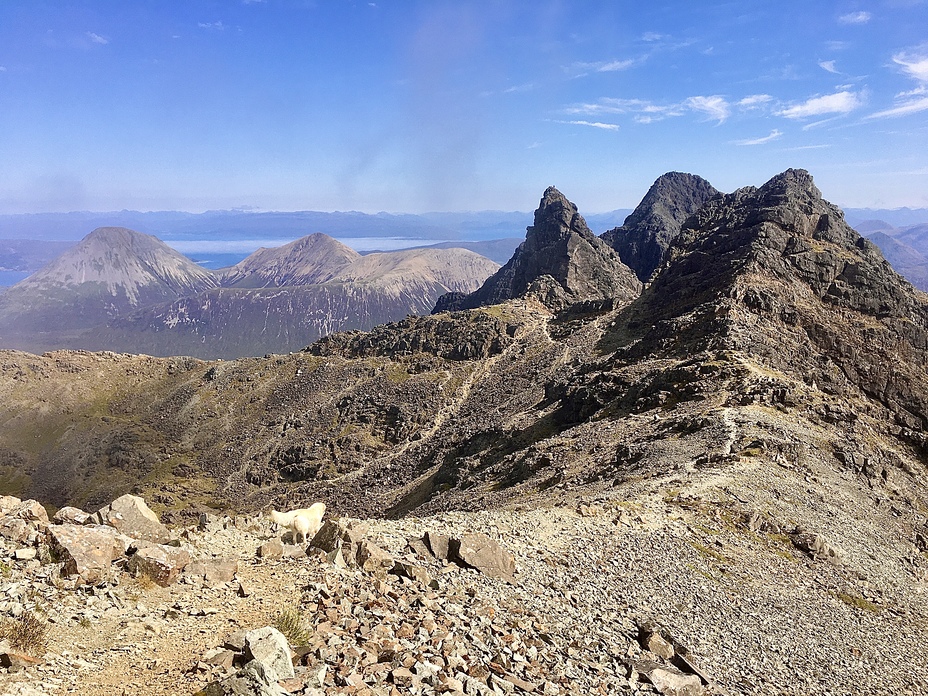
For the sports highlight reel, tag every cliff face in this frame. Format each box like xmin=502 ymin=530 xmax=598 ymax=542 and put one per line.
xmin=601 ymin=172 xmax=719 ymax=282
xmin=434 ymin=187 xmax=641 ymax=312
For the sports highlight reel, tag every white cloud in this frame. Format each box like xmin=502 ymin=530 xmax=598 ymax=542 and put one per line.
xmin=198 ymin=21 xmax=228 ymax=31
xmin=867 ymin=95 xmax=928 ymax=118
xmin=684 ymin=95 xmax=730 ymax=123
xmin=838 ymin=11 xmax=872 ymax=24
xmin=598 ymin=59 xmax=635 ymax=72
xmin=558 ymin=120 xmax=620 ymax=131
xmin=503 ymin=83 xmax=535 ymax=94
xmin=570 ymin=59 xmax=637 ymax=76
xmin=641 ymin=32 xmax=666 ymax=42
xmin=864 ymin=47 xmax=928 ymax=118
xmin=819 ymin=60 xmax=839 ymax=73
xmin=0 ymin=66 xmax=6 ymax=72
xmin=86 ymin=32 xmax=108 ymax=45
xmin=735 ymin=129 xmax=783 ymax=146
xmin=777 ymin=90 xmax=864 ymax=118
xmin=738 ymin=94 xmax=773 ymax=108
xmin=893 ymin=48 xmax=928 ymax=84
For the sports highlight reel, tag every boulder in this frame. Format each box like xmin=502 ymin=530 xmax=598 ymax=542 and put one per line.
xmin=0 ymin=496 xmax=21 ymax=514
xmin=91 ymin=494 xmax=171 ymax=543
xmin=0 ymin=518 xmax=31 ymax=544
xmin=129 ymin=544 xmax=192 ymax=586
xmin=47 ymin=524 xmax=124 ymax=584
xmin=789 ymin=528 xmax=843 ymax=565
xmin=185 ymin=557 xmax=238 ymax=583
xmin=356 ymin=540 xmax=394 ymax=573
xmin=257 ymin=539 xmax=283 ymax=559
xmin=449 ymin=533 xmax=516 ymax=580
xmin=53 ymin=506 xmax=91 ymax=525
xmin=637 ymin=662 xmax=704 ymax=696
xmin=195 ymin=660 xmax=288 ymax=696
xmin=244 ymin=627 xmax=294 ymax=681
xmin=424 ymin=531 xmax=451 ymax=561
xmin=310 ymin=518 xmax=368 ymax=561
xmin=7 ymin=499 xmax=48 ymax=525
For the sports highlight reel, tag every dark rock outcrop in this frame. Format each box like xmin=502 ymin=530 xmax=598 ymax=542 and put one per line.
xmin=601 ymin=172 xmax=719 ymax=282
xmin=434 ymin=187 xmax=641 ymax=312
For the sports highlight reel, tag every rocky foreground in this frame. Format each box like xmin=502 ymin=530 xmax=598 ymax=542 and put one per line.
xmin=0 ymin=452 xmax=926 ymax=696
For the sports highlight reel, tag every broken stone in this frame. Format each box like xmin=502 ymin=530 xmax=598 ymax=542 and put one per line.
xmin=644 ymin=631 xmax=675 ymax=660
xmin=638 ymin=661 xmax=704 ymax=696
xmin=391 ymin=560 xmax=432 ymax=586
xmin=91 ymin=494 xmax=171 ymax=544
xmin=195 ymin=659 xmax=288 ymax=696
xmin=257 ymin=539 xmax=283 ymax=559
xmin=244 ymin=627 xmax=295 ymax=682
xmin=129 ymin=544 xmax=192 ymax=586
xmin=52 ymin=506 xmax=90 ymax=526
xmin=46 ymin=523 xmax=124 ymax=584
xmin=185 ymin=557 xmax=238 ymax=583
xmin=356 ymin=539 xmax=394 ymax=573
xmin=424 ymin=531 xmax=451 ymax=561
xmin=789 ymin=528 xmax=843 ymax=565
xmin=13 ymin=548 xmax=36 ymax=561
xmin=310 ymin=518 xmax=368 ymax=561
xmin=449 ymin=533 xmax=516 ymax=580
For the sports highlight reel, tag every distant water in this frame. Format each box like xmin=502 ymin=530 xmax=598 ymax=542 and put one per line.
xmin=0 ymin=271 xmax=31 ymax=287
xmin=0 ymin=236 xmax=476 ymax=284
xmin=167 ymin=237 xmax=450 ymax=267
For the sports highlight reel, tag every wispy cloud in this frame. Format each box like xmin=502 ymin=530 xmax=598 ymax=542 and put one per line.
xmin=735 ymin=129 xmax=783 ymax=145
xmin=569 ymin=58 xmax=637 ymax=76
xmin=198 ymin=21 xmax=228 ymax=31
xmin=819 ymin=60 xmax=839 ymax=74
xmin=503 ymin=83 xmax=535 ymax=94
xmin=558 ymin=120 xmax=620 ymax=131
xmin=565 ymin=98 xmax=685 ymax=122
xmin=0 ymin=66 xmax=6 ymax=72
xmin=868 ymin=96 xmax=928 ymax=118
xmin=568 ymin=95 xmax=734 ymax=124
xmin=683 ymin=95 xmax=730 ymax=123
xmin=738 ymin=94 xmax=773 ymax=109
xmin=893 ymin=47 xmax=928 ymax=84
xmin=777 ymin=90 xmax=864 ymax=118
xmin=838 ymin=11 xmax=872 ymax=24
xmin=242 ymin=0 xmax=266 ymax=3
xmin=866 ymin=46 xmax=928 ymax=118
xmin=641 ymin=32 xmax=666 ymax=42
xmin=86 ymin=32 xmax=109 ymax=45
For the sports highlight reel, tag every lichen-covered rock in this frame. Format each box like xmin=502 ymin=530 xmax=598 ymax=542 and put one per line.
xmin=243 ymin=627 xmax=294 ymax=682
xmin=53 ymin=506 xmax=90 ymax=525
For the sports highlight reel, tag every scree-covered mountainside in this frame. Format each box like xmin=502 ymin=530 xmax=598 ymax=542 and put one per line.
xmin=0 ymin=169 xmax=927 ymax=695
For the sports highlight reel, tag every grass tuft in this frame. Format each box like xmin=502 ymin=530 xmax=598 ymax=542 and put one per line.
xmin=0 ymin=610 xmax=49 ymax=656
xmin=274 ymin=607 xmax=312 ymax=646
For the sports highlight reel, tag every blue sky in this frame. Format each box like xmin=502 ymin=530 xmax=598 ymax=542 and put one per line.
xmin=1 ymin=1 xmax=927 ymax=214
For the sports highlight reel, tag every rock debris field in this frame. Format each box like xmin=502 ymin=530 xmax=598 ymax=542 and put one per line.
xmin=0 ymin=459 xmax=926 ymax=696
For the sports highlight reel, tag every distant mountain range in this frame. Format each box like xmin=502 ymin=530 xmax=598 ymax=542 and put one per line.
xmin=0 ymin=229 xmax=499 ymax=358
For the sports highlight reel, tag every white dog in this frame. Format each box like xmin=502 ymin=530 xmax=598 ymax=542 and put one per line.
xmin=268 ymin=502 xmax=326 ymax=544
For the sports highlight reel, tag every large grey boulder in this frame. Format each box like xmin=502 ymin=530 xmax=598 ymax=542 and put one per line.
xmin=91 ymin=494 xmax=171 ymax=543
xmin=243 ymin=627 xmax=294 ymax=682
xmin=195 ymin=659 xmax=288 ymax=696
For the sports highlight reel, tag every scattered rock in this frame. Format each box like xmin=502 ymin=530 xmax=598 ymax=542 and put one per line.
xmin=46 ymin=523 xmax=124 ymax=584
xmin=449 ymin=533 xmax=516 ymax=580
xmin=243 ymin=627 xmax=295 ymax=682
xmin=52 ymin=506 xmax=90 ymax=525
xmin=91 ymin=494 xmax=171 ymax=544
xmin=128 ymin=544 xmax=192 ymax=586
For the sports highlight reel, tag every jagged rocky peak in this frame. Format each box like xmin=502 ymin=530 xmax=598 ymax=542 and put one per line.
xmin=602 ymin=172 xmax=719 ymax=282
xmin=434 ymin=186 xmax=641 ymax=313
